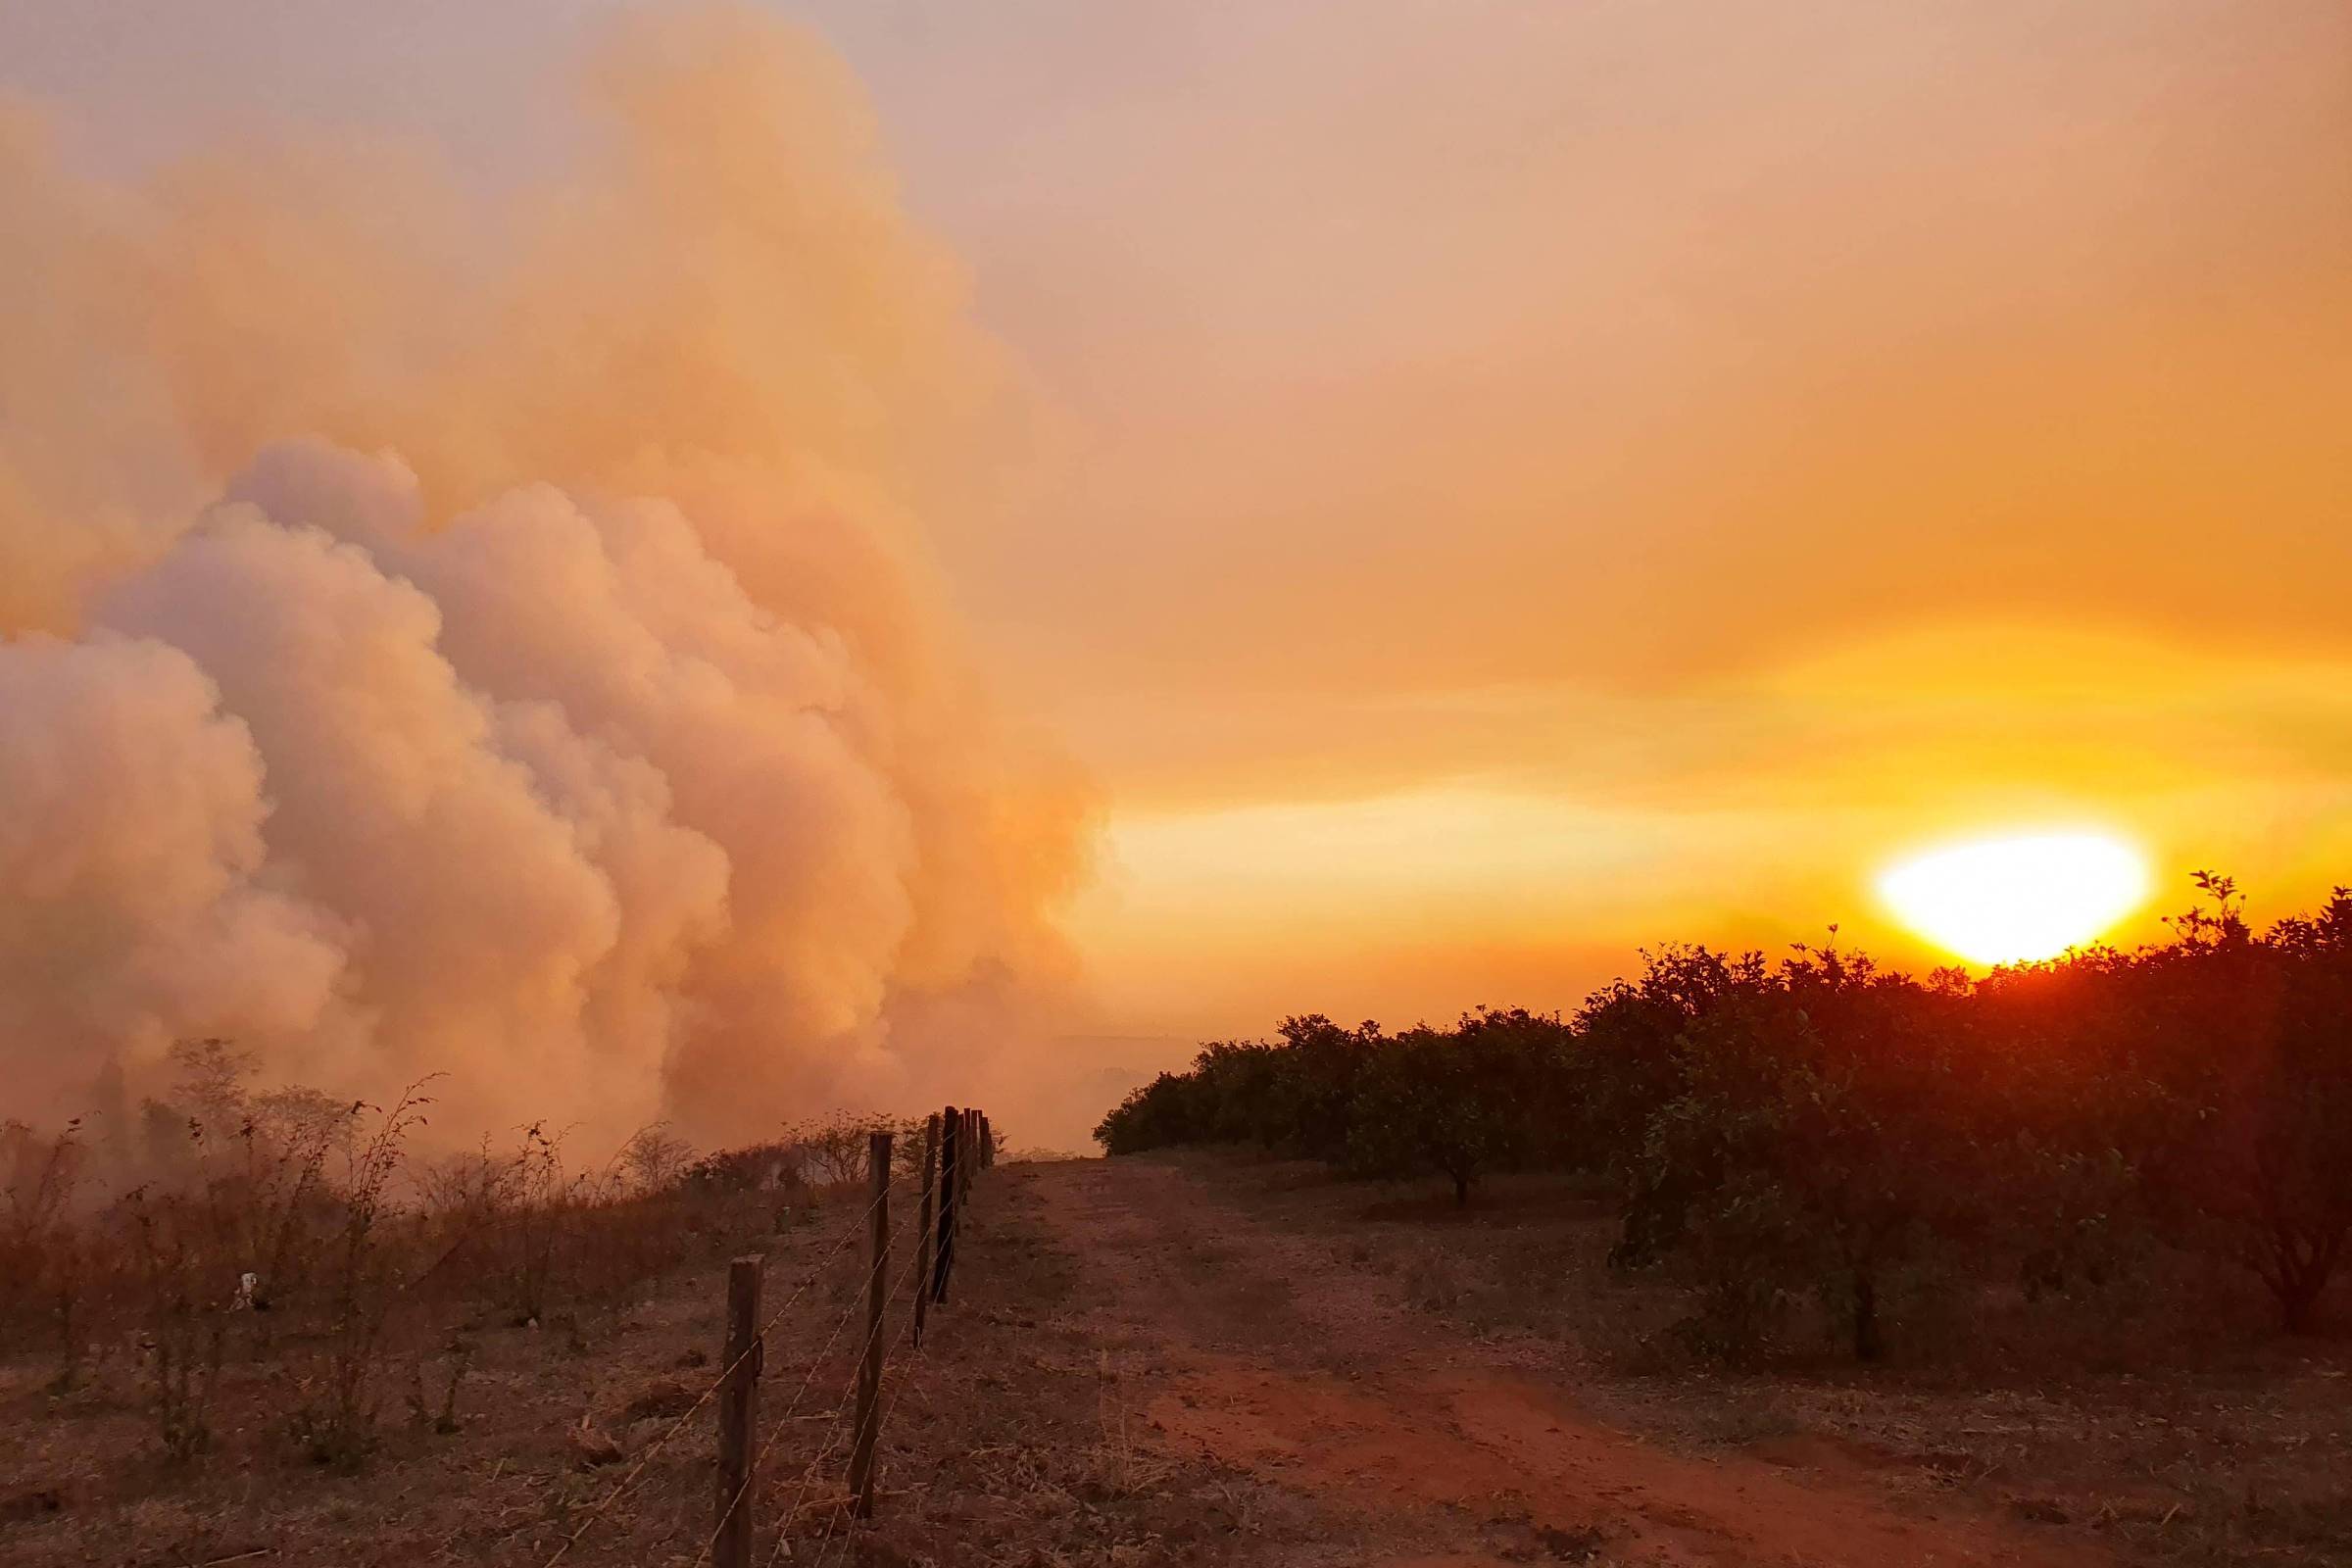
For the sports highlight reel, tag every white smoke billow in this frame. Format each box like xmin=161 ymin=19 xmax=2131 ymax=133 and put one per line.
xmin=0 ymin=8 xmax=1093 ymax=1151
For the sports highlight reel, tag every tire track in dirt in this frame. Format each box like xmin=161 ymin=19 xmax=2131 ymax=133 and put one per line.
xmin=1021 ymin=1155 xmax=2110 ymax=1567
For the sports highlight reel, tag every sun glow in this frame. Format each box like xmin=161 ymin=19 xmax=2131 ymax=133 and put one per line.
xmin=1878 ymin=831 xmax=2152 ymax=966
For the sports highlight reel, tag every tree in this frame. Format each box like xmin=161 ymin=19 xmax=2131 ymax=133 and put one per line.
xmin=1086 ymin=872 xmax=2352 ymax=1347
xmin=1346 ymin=1015 xmax=1540 ymax=1205
xmin=1257 ymin=1014 xmax=1383 ymax=1160
xmin=1577 ymin=947 xmax=1774 ymax=1265
xmin=2136 ymin=879 xmax=2352 ymax=1331
xmin=619 ymin=1122 xmax=697 ymax=1194
xmin=1611 ymin=947 xmax=1978 ymax=1360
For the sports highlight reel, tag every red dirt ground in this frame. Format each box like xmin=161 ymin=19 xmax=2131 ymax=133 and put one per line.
xmin=7 ymin=1151 xmax=2339 ymax=1565
xmin=1027 ymin=1153 xmax=2109 ymax=1567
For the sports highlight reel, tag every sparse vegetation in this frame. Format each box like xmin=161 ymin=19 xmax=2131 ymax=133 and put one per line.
xmin=0 ymin=1043 xmax=956 ymax=1491
xmin=0 ymin=1045 xmax=1021 ymax=1567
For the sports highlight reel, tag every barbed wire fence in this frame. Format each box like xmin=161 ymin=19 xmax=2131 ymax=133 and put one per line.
xmin=538 ymin=1104 xmax=996 ymax=1568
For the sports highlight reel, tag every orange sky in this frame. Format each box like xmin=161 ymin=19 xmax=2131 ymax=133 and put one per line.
xmin=927 ymin=1 xmax=2352 ymax=1038
xmin=4 ymin=0 xmax=2349 ymax=1061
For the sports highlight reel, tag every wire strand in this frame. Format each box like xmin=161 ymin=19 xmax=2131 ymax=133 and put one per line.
xmin=756 ymin=1226 xmax=937 ymax=1565
xmin=700 ymin=1201 xmax=926 ymax=1566
xmin=537 ymin=1175 xmax=910 ymax=1568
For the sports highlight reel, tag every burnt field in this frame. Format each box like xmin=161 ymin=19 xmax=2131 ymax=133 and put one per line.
xmin=4 ymin=1137 xmax=2345 ymax=1566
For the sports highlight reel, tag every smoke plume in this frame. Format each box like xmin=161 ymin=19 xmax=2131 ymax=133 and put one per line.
xmin=0 ymin=7 xmax=1093 ymax=1150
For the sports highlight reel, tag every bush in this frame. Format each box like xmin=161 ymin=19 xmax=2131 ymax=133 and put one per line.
xmin=1346 ymin=1012 xmax=1558 ymax=1205
xmin=0 ymin=1045 xmax=784 ymax=1472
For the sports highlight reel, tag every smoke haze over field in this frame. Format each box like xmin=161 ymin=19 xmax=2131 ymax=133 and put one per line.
xmin=0 ymin=9 xmax=1091 ymax=1149
xmin=3 ymin=1 xmax=2349 ymax=1118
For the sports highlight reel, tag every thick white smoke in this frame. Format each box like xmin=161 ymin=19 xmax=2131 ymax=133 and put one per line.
xmin=0 ymin=8 xmax=1093 ymax=1150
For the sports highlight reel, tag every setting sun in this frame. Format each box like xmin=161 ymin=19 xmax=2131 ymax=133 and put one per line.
xmin=1878 ymin=831 xmax=2152 ymax=966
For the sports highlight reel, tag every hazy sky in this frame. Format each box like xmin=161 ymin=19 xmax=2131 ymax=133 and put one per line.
xmin=7 ymin=1 xmax=2348 ymax=1045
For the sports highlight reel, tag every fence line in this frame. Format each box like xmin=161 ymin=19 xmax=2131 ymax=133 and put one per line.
xmin=757 ymin=1241 xmax=933 ymax=1562
xmin=778 ymin=1250 xmax=946 ymax=1568
xmin=701 ymin=1197 xmax=928 ymax=1564
xmin=532 ymin=1103 xmax=993 ymax=1568
xmin=536 ymin=1167 xmax=913 ymax=1568
xmin=721 ymin=1103 xmax=988 ymax=1566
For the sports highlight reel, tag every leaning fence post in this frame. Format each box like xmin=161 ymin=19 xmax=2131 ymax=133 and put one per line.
xmin=849 ymin=1130 xmax=892 ymax=1518
xmin=714 ymin=1253 xmax=763 ymax=1568
xmin=913 ymin=1113 xmax=940 ymax=1347
xmin=932 ymin=1106 xmax=960 ymax=1303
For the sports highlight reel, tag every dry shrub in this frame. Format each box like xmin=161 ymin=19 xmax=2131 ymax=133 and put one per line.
xmin=120 ymin=1185 xmax=229 ymax=1460
xmin=288 ymin=1086 xmax=432 ymax=1469
xmin=0 ymin=1117 xmax=92 ymax=1384
xmin=0 ymin=1040 xmax=744 ymax=1473
xmin=0 ymin=1036 xmax=935 ymax=1487
xmin=409 ymin=1122 xmax=695 ymax=1333
xmin=619 ymin=1122 xmax=696 ymax=1194
xmin=780 ymin=1109 xmax=900 ymax=1190
xmin=1397 ymin=1244 xmax=1470 ymax=1312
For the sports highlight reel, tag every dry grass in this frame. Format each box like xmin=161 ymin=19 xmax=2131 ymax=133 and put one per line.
xmin=1179 ymin=1152 xmax=2352 ymax=1568
xmin=15 ymin=1109 xmax=2342 ymax=1568
xmin=0 ymin=1056 xmax=993 ymax=1566
xmin=792 ymin=1188 xmax=1293 ymax=1568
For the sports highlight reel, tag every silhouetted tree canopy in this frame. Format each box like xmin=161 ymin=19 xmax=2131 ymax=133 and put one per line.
xmin=1095 ymin=875 xmax=2352 ymax=1354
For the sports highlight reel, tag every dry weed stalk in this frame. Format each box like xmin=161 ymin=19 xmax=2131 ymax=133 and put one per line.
xmin=290 ymin=1083 xmax=434 ymax=1468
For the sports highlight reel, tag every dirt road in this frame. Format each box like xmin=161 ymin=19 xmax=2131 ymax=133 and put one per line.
xmin=1001 ymin=1153 xmax=2106 ymax=1568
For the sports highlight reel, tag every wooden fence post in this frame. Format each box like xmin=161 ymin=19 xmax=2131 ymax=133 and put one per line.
xmin=714 ymin=1253 xmax=763 ymax=1568
xmin=956 ymin=1112 xmax=970 ymax=1210
xmin=848 ymin=1130 xmax=891 ymax=1519
xmin=932 ymin=1106 xmax=960 ymax=1303
xmin=913 ymin=1113 xmax=939 ymax=1347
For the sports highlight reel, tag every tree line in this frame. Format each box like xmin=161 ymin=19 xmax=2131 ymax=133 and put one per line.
xmin=1093 ymin=874 xmax=2352 ymax=1359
